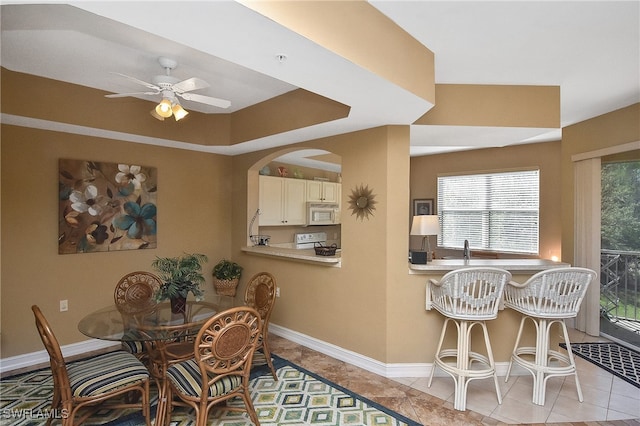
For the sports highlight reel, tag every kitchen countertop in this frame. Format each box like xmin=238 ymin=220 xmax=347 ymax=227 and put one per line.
xmin=241 ymin=245 xmax=341 ymax=266
xmin=409 ymin=258 xmax=570 ymax=273
xmin=241 ymin=246 xmax=565 ymax=272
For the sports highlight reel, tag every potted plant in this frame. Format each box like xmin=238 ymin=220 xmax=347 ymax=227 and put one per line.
xmin=212 ymin=259 xmax=243 ymax=296
xmin=152 ymin=252 xmax=208 ymax=313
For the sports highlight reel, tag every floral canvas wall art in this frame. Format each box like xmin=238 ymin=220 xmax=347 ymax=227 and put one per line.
xmin=58 ymin=159 xmax=157 ymax=254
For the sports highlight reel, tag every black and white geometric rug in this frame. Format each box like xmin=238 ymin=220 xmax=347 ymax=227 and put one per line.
xmin=0 ymin=353 xmax=422 ymax=425
xmin=560 ymin=342 xmax=640 ymax=389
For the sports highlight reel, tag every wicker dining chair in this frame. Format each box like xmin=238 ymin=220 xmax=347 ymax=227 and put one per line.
xmin=31 ymin=305 xmax=151 ymax=426
xmin=114 ymin=271 xmax=162 ymax=360
xmin=427 ymin=267 xmax=512 ymax=411
xmin=504 ymin=267 xmax=597 ymax=405
xmin=244 ymin=272 xmax=278 ymax=380
xmin=166 ymin=306 xmax=262 ymax=426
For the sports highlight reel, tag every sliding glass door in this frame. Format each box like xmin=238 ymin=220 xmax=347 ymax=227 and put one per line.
xmin=600 ymin=158 xmax=640 ymax=349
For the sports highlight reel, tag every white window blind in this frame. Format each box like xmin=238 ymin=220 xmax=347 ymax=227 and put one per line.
xmin=437 ymin=170 xmax=539 ymax=254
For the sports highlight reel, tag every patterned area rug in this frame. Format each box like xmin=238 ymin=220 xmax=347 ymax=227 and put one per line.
xmin=0 ymin=354 xmax=421 ymax=426
xmin=560 ymin=342 xmax=640 ymax=388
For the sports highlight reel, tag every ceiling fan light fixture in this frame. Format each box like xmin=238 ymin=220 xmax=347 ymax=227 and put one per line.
xmin=155 ymin=98 xmax=173 ymax=118
xmin=150 ymin=109 xmax=165 ymax=121
xmin=108 ymin=58 xmax=231 ymax=117
xmin=172 ymin=103 xmax=189 ymax=121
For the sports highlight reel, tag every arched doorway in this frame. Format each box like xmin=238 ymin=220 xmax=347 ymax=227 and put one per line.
xmin=247 ymin=149 xmax=342 ymax=247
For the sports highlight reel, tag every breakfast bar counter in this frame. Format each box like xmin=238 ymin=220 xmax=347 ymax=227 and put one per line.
xmin=410 ymin=258 xmax=578 ymax=376
xmin=241 ymin=245 xmax=341 ymax=266
xmin=409 ymin=258 xmax=569 ymax=274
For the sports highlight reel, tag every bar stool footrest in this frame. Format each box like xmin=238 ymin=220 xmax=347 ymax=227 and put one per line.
xmin=435 ymin=349 xmax=496 ymax=379
xmin=512 ymin=347 xmax=576 ymax=375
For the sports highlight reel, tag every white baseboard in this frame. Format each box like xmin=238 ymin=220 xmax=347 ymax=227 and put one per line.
xmin=268 ymin=323 xmax=523 ymax=378
xmin=0 ymin=339 xmax=120 ymax=375
xmin=269 ymin=323 xmax=391 ymax=376
xmin=2 ymin=325 xmax=525 ymax=379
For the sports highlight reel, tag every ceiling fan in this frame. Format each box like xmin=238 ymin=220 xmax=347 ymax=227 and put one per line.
xmin=105 ymin=57 xmax=231 ymax=121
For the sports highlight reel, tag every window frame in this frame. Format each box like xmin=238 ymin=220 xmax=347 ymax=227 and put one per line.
xmin=436 ymin=168 xmax=540 ymax=255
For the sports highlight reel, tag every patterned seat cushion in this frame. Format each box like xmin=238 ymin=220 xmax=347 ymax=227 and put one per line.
xmin=66 ymin=351 xmax=149 ymax=397
xmin=167 ymin=359 xmax=242 ymax=398
xmin=121 ymin=340 xmax=145 ymax=355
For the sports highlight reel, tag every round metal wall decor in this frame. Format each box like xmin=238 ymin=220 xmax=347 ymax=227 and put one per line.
xmin=347 ymin=184 xmax=377 ymax=221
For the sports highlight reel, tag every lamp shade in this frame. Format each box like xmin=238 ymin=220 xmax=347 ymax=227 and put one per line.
xmin=410 ymin=215 xmax=440 ymax=236
xmin=155 ymin=98 xmax=173 ymax=118
xmin=172 ymin=103 xmax=189 ymax=121
xmin=150 ymin=109 xmax=166 ymax=121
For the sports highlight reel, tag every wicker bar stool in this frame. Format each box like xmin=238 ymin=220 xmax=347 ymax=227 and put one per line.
xmin=504 ymin=267 xmax=596 ymax=405
xmin=427 ymin=267 xmax=512 ymax=411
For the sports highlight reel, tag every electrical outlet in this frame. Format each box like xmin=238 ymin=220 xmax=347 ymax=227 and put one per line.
xmin=59 ymin=299 xmax=68 ymax=312
xmin=276 ymin=287 xmax=280 ymax=297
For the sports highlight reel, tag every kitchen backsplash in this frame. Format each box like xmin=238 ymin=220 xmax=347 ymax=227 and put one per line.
xmin=258 ymin=224 xmax=341 ymax=247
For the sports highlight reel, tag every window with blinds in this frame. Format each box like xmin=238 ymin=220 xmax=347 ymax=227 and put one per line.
xmin=437 ymin=170 xmax=540 ymax=254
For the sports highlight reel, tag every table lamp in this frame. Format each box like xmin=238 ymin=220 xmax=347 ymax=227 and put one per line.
xmin=410 ymin=215 xmax=440 ymax=264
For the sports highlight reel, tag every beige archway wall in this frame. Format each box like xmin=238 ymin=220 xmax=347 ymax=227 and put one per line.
xmin=230 ymin=126 xmax=419 ymax=363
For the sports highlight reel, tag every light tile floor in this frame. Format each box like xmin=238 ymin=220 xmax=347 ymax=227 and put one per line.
xmin=269 ymin=328 xmax=640 ymax=425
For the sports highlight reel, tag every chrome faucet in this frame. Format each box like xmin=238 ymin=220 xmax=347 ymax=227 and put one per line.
xmin=463 ymin=239 xmax=470 ymax=260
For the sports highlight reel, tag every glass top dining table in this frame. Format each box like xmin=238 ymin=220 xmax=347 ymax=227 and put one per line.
xmin=78 ymin=296 xmax=236 ymax=342
xmin=78 ymin=296 xmax=236 ymax=425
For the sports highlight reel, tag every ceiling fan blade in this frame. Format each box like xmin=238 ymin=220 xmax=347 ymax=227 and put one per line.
xmin=110 ymin=72 xmax=159 ymax=91
xmin=179 ymin=92 xmax=231 ymax=109
xmin=171 ymin=77 xmax=209 ymax=93
xmin=105 ymin=91 xmax=159 ymax=98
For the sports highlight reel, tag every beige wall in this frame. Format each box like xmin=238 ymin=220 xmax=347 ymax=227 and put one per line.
xmin=1 ymin=120 xmax=619 ymax=365
xmin=1 ymin=0 xmax=636 ymax=371
xmin=561 ymin=103 xmax=640 ymax=265
xmin=2 ymin=66 xmax=637 ymax=367
xmin=244 ymin=1 xmax=435 ymax=104
xmin=1 ymin=125 xmax=233 ymax=357
xmin=227 ymin=128 xmax=560 ymax=364
xmin=416 ymin=84 xmax=560 ymax=128
xmin=229 ymin=126 xmax=412 ymax=362
xmin=410 ymin=141 xmax=563 ymax=260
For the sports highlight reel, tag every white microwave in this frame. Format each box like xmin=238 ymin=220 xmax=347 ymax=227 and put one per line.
xmin=307 ymin=202 xmax=340 ymax=225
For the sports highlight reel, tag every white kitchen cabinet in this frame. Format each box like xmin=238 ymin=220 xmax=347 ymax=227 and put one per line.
xmin=307 ymin=180 xmax=339 ymax=203
xmin=259 ymin=176 xmax=307 ymax=226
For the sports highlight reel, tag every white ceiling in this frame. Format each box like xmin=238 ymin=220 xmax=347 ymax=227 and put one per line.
xmin=1 ymin=1 xmax=639 ymax=163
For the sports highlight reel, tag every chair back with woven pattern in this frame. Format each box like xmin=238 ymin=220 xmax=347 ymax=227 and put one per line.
xmin=429 ymin=267 xmax=512 ymax=320
xmin=195 ymin=307 xmax=261 ymax=381
xmin=166 ymin=307 xmax=262 ymax=425
xmin=243 ymin=272 xmax=277 ymax=326
xmin=114 ymin=271 xmax=162 ymax=316
xmin=32 ymin=305 xmax=73 ymax=403
xmin=504 ymin=267 xmax=596 ymax=318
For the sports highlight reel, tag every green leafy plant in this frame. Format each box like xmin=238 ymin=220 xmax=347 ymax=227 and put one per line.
xmin=152 ymin=253 xmax=208 ymax=302
xmin=212 ymin=259 xmax=243 ymax=281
